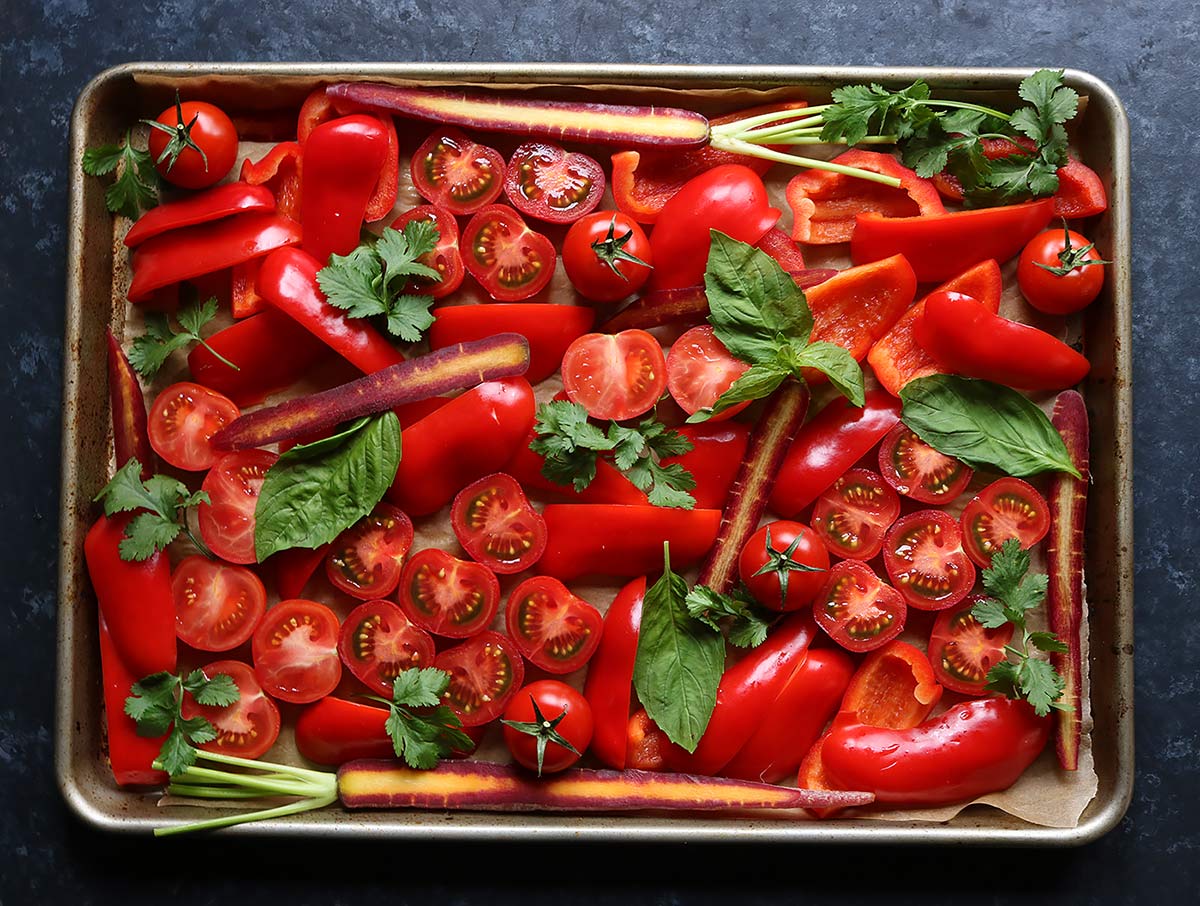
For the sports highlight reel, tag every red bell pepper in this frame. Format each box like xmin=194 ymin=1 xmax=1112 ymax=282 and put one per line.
xmin=229 ymin=109 xmax=297 ymax=143
xmin=84 ymin=514 xmax=177 ymax=680
xmin=105 ymin=328 xmax=154 ymax=478
xmin=230 ymin=257 xmax=268 ymax=319
xmin=301 ymin=115 xmax=388 ymax=264
xmin=786 ymin=150 xmax=945 ymax=244
xmin=867 ymin=259 xmax=1003 ymax=397
xmin=257 ymin=246 xmax=404 ymax=375
xmin=583 ymin=577 xmax=647 ymax=769
xmin=665 ymin=613 xmax=817 ymax=776
xmin=241 ymin=141 xmax=302 ymax=221
xmin=124 ymin=183 xmax=276 ymax=248
xmin=187 ymin=306 xmax=334 ymax=407
xmin=538 ymin=504 xmax=722 ymax=581
xmin=769 ymin=389 xmax=902 ymax=517
xmin=755 ymin=226 xmax=806 ymax=270
xmin=98 ymin=616 xmax=167 ymax=786
xmin=805 ymin=254 xmax=918 ymax=368
xmin=295 ymin=697 xmax=394 ymax=765
xmin=298 ymin=87 xmax=337 ymax=141
xmin=851 ymin=199 xmax=1055 ymax=282
xmin=822 ymin=697 xmax=1050 ymax=806
xmin=270 ymin=543 xmax=332 ymax=600
xmin=127 ymin=212 xmax=302 ymax=304
xmin=663 ymin=422 xmax=750 ymax=510
xmin=723 ymin=647 xmax=854 ymax=784
xmin=913 ymin=291 xmax=1090 ymax=391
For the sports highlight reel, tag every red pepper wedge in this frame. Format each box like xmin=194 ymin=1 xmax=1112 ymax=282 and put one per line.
xmin=300 ymin=115 xmax=388 ymax=264
xmin=257 ymin=246 xmax=405 ymax=375
xmin=769 ymin=389 xmax=902 ymax=518
xmin=805 ymin=254 xmax=918 ymax=368
xmin=295 ymin=697 xmax=395 ymax=766
xmin=97 ymin=616 xmax=168 ymax=786
xmin=786 ymin=150 xmax=944 ymax=244
xmin=127 ymin=212 xmax=302 ymax=304
xmin=298 ymin=86 xmax=337 ymax=141
xmin=914 ymin=291 xmax=1090 ymax=391
xmin=665 ymin=613 xmax=817 ymax=776
xmin=867 ymin=259 xmax=1003 ymax=398
xmin=230 ymin=257 xmax=268 ymax=319
xmin=270 ymin=543 xmax=333 ymax=600
xmin=124 ymin=183 xmax=276 ymax=248
xmin=851 ymin=199 xmax=1055 ymax=282
xmin=241 ymin=141 xmax=302 ymax=221
xmin=105 ymin=328 xmax=155 ymax=478
xmin=822 ymin=697 xmax=1051 ymax=806
xmin=663 ymin=422 xmax=751 ymax=510
xmin=756 ymin=226 xmax=806 ymax=271
xmin=583 ymin=577 xmax=647 ymax=770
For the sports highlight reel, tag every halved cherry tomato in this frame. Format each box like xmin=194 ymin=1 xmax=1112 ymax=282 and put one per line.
xmin=562 ymin=211 xmax=653 ymax=303
xmin=1017 ymin=225 xmax=1107 ymax=315
xmin=324 ymin=503 xmax=415 ymax=600
xmin=883 ymin=510 xmax=975 ymax=611
xmin=810 ymin=468 xmax=901 ymax=561
xmin=390 ymin=205 xmax=464 ymax=300
xmin=197 ymin=449 xmax=278 ymax=565
xmin=928 ymin=595 xmax=1016 ymax=695
xmin=815 ymin=560 xmax=907 ymax=653
xmin=561 ymin=329 xmax=667 ymax=421
xmin=666 ymin=325 xmax=751 ymax=421
xmin=181 ymin=660 xmax=280 ymax=759
xmin=252 ymin=599 xmax=342 ymax=704
xmin=147 ymin=99 xmax=238 ymax=189
xmin=434 ymin=630 xmax=525 ymax=726
xmin=960 ymin=477 xmax=1051 ymax=568
xmin=399 ymin=548 xmax=501 ymax=638
xmin=411 ymin=127 xmax=504 ymax=215
xmin=504 ymin=142 xmax=605 ymax=224
xmin=451 ymin=473 xmax=547 ymax=574
xmin=337 ymin=599 xmax=435 ymax=695
xmin=502 ymin=680 xmax=594 ymax=775
xmin=148 ymin=382 xmax=240 ymax=471
xmin=461 ymin=204 xmax=557 ymax=301
xmin=171 ymin=555 xmax=266 ymax=651
xmin=738 ymin=520 xmax=829 ymax=612
xmin=506 ymin=576 xmax=604 ymax=674
xmin=877 ymin=423 xmax=974 ymax=505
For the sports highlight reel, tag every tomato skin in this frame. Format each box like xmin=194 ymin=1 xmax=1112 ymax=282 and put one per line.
xmin=647 ymin=165 xmax=780 ymax=292
xmin=738 ymin=521 xmax=830 ymax=612
xmin=171 ymin=556 xmax=267 ymax=652
xmin=386 ymin=377 xmax=536 ymax=517
xmin=960 ymin=477 xmax=1051 ymax=568
xmin=666 ymin=325 xmax=751 ymax=420
xmin=434 ymin=630 xmax=526 ymax=727
xmin=399 ymin=548 xmax=501 ymax=639
xmin=822 ymin=698 xmax=1051 ymax=806
xmin=148 ymin=100 xmax=238 ymax=189
xmin=883 ymin=510 xmax=976 ymax=611
xmin=506 ymin=576 xmax=604 ymax=674
xmin=503 ymin=680 xmax=594 ymax=774
xmin=561 ymin=329 xmax=667 ymax=421
xmin=391 ymin=205 xmax=465 ymax=300
xmin=252 ymin=599 xmax=343 ymax=704
xmin=295 ymin=697 xmax=394 ymax=765
xmin=324 ymin=504 xmax=415 ymax=600
xmin=411 ymin=127 xmax=505 ymax=215
xmin=197 ymin=449 xmax=278 ymax=565
xmin=538 ymin=504 xmax=722 ymax=581
xmin=504 ymin=142 xmax=605 ymax=224
xmin=337 ymin=599 xmax=435 ymax=695
xmin=814 ymin=560 xmax=908 ymax=653
xmin=810 ymin=468 xmax=902 ymax=561
xmin=147 ymin=382 xmax=240 ymax=472
xmin=625 ymin=708 xmax=669 ymax=771
xmin=1017 ymin=227 xmax=1107 ymax=315
xmin=928 ymin=595 xmax=1016 ymax=695
xmin=582 ymin=577 xmax=646 ymax=769
xmin=663 ymin=422 xmax=750 ymax=510
xmin=461 ymin=204 xmax=557 ymax=302
xmin=451 ymin=473 xmax=547 ymax=575
xmin=562 ymin=211 xmax=653 ymax=302
xmin=181 ymin=660 xmax=281 ymax=760
xmin=877 ymin=422 xmax=974 ymax=505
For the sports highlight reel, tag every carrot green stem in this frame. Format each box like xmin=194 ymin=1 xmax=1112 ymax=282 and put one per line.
xmin=706 ymin=136 xmax=902 ymax=187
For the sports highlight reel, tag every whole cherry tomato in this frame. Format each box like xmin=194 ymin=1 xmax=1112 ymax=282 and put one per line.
xmin=738 ymin=521 xmax=829 ymax=612
xmin=1017 ymin=223 xmax=1109 ymax=314
xmin=562 ymin=211 xmax=653 ymax=302
xmin=147 ymin=95 xmax=238 ymax=189
xmin=502 ymin=680 xmax=594 ymax=775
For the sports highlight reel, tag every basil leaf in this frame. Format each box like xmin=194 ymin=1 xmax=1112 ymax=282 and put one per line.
xmin=632 ymin=544 xmax=725 ymax=753
xmin=687 ymin=363 xmax=789 ymax=423
xmin=278 ymin=416 xmax=372 ymax=462
xmin=253 ymin=411 xmax=402 ymax=561
xmin=900 ymin=375 xmax=1081 ymax=478
xmin=790 ymin=341 xmax=866 ymax=407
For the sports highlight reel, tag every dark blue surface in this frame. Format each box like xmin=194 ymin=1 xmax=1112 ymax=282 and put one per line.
xmin=3 ymin=0 xmax=1196 ymax=900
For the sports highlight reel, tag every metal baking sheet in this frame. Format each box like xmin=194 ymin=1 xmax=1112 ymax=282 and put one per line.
xmin=55 ymin=63 xmax=1133 ymax=844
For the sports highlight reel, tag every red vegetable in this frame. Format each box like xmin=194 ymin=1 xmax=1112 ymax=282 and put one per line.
xmin=434 ymin=631 xmax=526 ymax=727
xmin=664 ymin=422 xmax=750 ymax=510
xmin=240 ymin=141 xmax=302 ymax=221
xmin=505 ymin=576 xmax=603 ymax=675
xmin=1018 ymin=225 xmax=1108 ymax=315
xmin=124 ymin=183 xmax=275 ymax=248
xmin=502 ymin=680 xmax=594 ymax=775
xmin=300 ymin=115 xmax=388 ymax=264
xmin=814 ymin=560 xmax=907 ymax=653
xmin=805 ymin=255 xmax=917 ymax=366
xmin=756 ymin=226 xmax=806 ymax=271
xmin=197 ymin=449 xmax=277 ymax=565
xmin=461 ymin=204 xmax=557 ymax=302
xmin=927 ymin=596 xmax=1015 ymax=696
xmin=295 ymin=697 xmax=394 ymax=766
xmin=562 ymin=329 xmax=667 ymax=421
xmin=363 ymin=114 xmax=400 ymax=223
xmin=181 ymin=660 xmax=280 ymax=760
xmin=625 ymin=708 xmax=669 ymax=771
xmin=562 ymin=211 xmax=653 ymax=303
xmin=147 ymin=99 xmax=238 ymax=190
xmin=253 ymin=599 xmax=343 ymax=704
xmin=429 ymin=304 xmax=594 ymax=384
xmin=504 ymin=141 xmax=605 ymax=224
xmin=230 ymin=258 xmax=267 ymax=319
xmin=666 ymin=325 xmax=751 ymax=421
xmin=147 ymin=381 xmax=239 ymax=472
xmin=97 ymin=616 xmax=167 ymax=786
xmin=877 ymin=423 xmax=974 ymax=505
xmin=810 ymin=468 xmax=901 ymax=561
xmin=391 ymin=205 xmax=465 ymax=299
xmin=171 ymin=556 xmax=266 ymax=652
xmin=960 ymin=477 xmax=1051 ymax=567
xmin=883 ymin=510 xmax=975 ymax=612
xmin=399 ymin=548 xmax=501 ymax=639
xmin=583 ymin=577 xmax=646 ymax=769
xmin=337 ymin=599 xmax=435 ymax=696
xmin=325 ymin=504 xmax=415 ymax=600
xmin=452 ymin=473 xmax=547 ymax=575
xmin=105 ymin=328 xmax=155 ymax=477
xmin=738 ymin=520 xmax=829 ymax=612
xmin=270 ymin=543 xmax=330 ymax=600
xmin=410 ymin=128 xmax=505 ymax=216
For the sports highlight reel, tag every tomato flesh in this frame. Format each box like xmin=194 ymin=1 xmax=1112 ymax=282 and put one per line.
xmin=171 ymin=555 xmax=266 ymax=651
xmin=504 ymin=142 xmax=605 ymax=224
xmin=434 ymin=631 xmax=525 ymax=727
xmin=411 ymin=128 xmax=504 ymax=215
xmin=337 ymin=599 xmax=435 ymax=696
xmin=960 ymin=477 xmax=1051 ymax=567
xmin=666 ymin=325 xmax=751 ymax=420
xmin=399 ymin=548 xmax=501 ymax=638
xmin=883 ymin=510 xmax=975 ymax=611
xmin=928 ymin=595 xmax=1016 ymax=695
xmin=325 ymin=503 xmax=415 ymax=599
xmin=878 ymin=423 xmax=973 ymax=504
xmin=462 ymin=204 xmax=556 ymax=301
xmin=810 ymin=468 xmax=901 ymax=561
xmin=815 ymin=560 xmax=907 ymax=653
xmin=390 ymin=205 xmax=464 ymax=299
xmin=252 ymin=599 xmax=342 ymax=704
xmin=506 ymin=576 xmax=603 ymax=674
xmin=197 ymin=449 xmax=278 ymax=565
xmin=181 ymin=660 xmax=280 ymax=759
xmin=148 ymin=382 xmax=240 ymax=471
xmin=451 ymin=473 xmax=547 ymax=574
xmin=561 ymin=329 xmax=667 ymax=421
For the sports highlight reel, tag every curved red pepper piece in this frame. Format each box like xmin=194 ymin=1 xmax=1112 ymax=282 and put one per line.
xmin=105 ymin=328 xmax=154 ymax=477
xmin=787 ymin=150 xmax=945 ymax=245
xmin=271 ymin=543 xmax=333 ymax=600
xmin=295 ymin=697 xmax=394 ymax=766
xmin=230 ymin=257 xmax=267 ymax=319
xmin=301 ymin=115 xmax=388 ymax=264
xmin=805 ymin=254 xmax=918 ymax=369
xmin=241 ymin=141 xmax=302 ymax=221
xmin=583 ymin=577 xmax=647 ymax=770
xmin=124 ymin=183 xmax=276 ymax=248
xmin=98 ymin=616 xmax=168 ymax=787
xmin=662 ymin=422 xmax=750 ymax=510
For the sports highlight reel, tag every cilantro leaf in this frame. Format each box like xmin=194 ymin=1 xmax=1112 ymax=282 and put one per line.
xmin=318 ymin=253 xmax=387 ymax=318
xmin=381 ymin=668 xmax=475 ymax=770
xmin=124 ymin=668 xmax=241 ymax=776
xmin=94 ymin=460 xmax=209 ymax=561
xmin=391 ymin=666 xmax=450 ymax=709
xmin=970 ymin=595 xmax=1010 ymax=630
xmin=82 ymin=131 xmax=158 ymax=220
xmin=684 ymin=584 xmax=774 ymax=649
xmin=385 ymin=294 xmax=437 ymax=344
xmin=190 ymin=672 xmax=240 ymax=708
xmin=157 ymin=727 xmax=201 ymax=776
xmin=1028 ymin=630 xmax=1070 ymax=654
xmin=1018 ymin=656 xmax=1067 ymax=716
xmin=377 ymin=221 xmax=441 ymax=287
xmin=127 ymin=297 xmax=234 ymax=378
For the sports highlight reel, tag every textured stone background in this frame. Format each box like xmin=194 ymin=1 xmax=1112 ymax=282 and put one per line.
xmin=2 ymin=0 xmax=1195 ymax=901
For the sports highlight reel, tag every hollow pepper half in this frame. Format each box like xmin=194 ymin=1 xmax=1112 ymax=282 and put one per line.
xmin=583 ymin=577 xmax=647 ymax=769
xmin=124 ymin=182 xmax=276 ymax=248
xmin=300 ymin=114 xmax=388 ymax=264
xmin=241 ymin=141 xmax=303 ymax=221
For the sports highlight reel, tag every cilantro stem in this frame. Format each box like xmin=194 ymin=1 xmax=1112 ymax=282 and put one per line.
xmin=919 ymin=98 xmax=1011 ymax=120
xmin=182 ymin=523 xmax=215 ymax=560
xmin=706 ymin=136 xmax=902 ymax=187
xmin=197 ymin=340 xmax=240 ymax=371
xmin=712 ymin=104 xmax=834 ymax=133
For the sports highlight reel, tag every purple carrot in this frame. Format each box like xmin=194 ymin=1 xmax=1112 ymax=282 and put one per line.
xmin=106 ymin=328 xmax=155 ymax=478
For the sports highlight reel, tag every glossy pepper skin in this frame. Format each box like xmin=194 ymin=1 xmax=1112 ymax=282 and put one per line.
xmin=300 ymin=115 xmax=388 ymax=264
xmin=821 ymin=697 xmax=1051 ymax=806
xmin=105 ymin=328 xmax=155 ymax=478
xmin=295 ymin=697 xmax=394 ymax=766
xmin=98 ymin=616 xmax=168 ymax=786
xmin=124 ymin=183 xmax=276 ymax=248
xmin=664 ymin=613 xmax=817 ymax=777
xmin=804 ymin=255 xmax=918 ymax=367
xmin=583 ymin=577 xmax=647 ymax=769
xmin=241 ymin=141 xmax=302 ymax=221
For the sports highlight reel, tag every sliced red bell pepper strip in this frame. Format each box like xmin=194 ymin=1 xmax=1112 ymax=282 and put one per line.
xmin=271 ymin=543 xmax=332 ymax=600
xmin=851 ymin=199 xmax=1055 ymax=282
xmin=298 ymin=86 xmax=337 ymax=142
xmin=187 ymin=306 xmax=333 ymax=407
xmin=805 ymin=254 xmax=917 ymax=368
xmin=98 ymin=616 xmax=168 ymax=787
xmin=867 ymin=259 xmax=1003 ymax=397
xmin=769 ymin=388 xmax=902 ymax=517
xmin=127 ymin=212 xmax=302 ymax=304
xmin=241 ymin=141 xmax=302 ymax=221
xmin=787 ymin=150 xmax=944 ymax=245
xmin=663 ymin=422 xmax=750 ymax=510
xmin=301 ymin=115 xmax=388 ymax=264
xmin=230 ymin=257 xmax=267 ymax=319
xmin=583 ymin=577 xmax=647 ymax=770
xmin=229 ymin=109 xmax=298 ymax=143
xmin=105 ymin=328 xmax=155 ymax=478
xmin=756 ymin=226 xmax=806 ymax=270
xmin=124 ymin=183 xmax=276 ymax=248
xmin=257 ymin=246 xmax=404 ymax=375
xmin=295 ymin=697 xmax=394 ymax=766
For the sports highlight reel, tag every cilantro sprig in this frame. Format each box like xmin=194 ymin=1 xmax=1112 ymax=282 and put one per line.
xmin=94 ymin=459 xmax=211 ymax=560
xmin=317 ymin=222 xmax=442 ymax=342
xmin=684 ymin=584 xmax=775 ymax=649
xmin=125 ymin=668 xmax=240 ymax=776
xmin=971 ymin=539 xmax=1071 ymax=717
xmin=128 ymin=296 xmax=239 ymax=379
xmin=530 ymin=400 xmax=697 ymax=509
xmin=81 ymin=130 xmax=159 ymax=220
xmin=365 ymin=667 xmax=475 ymax=770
